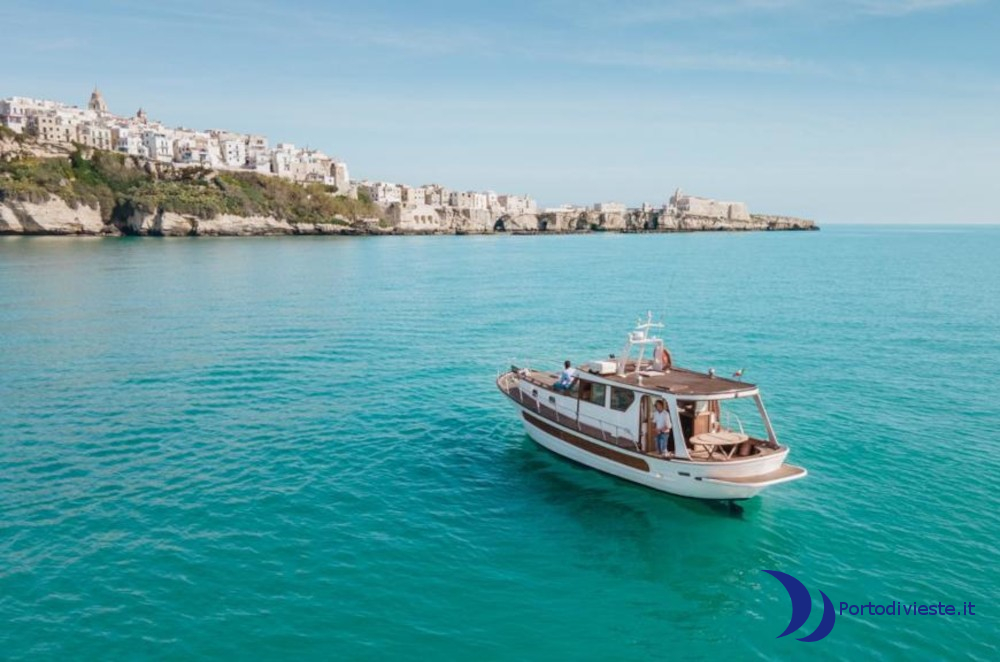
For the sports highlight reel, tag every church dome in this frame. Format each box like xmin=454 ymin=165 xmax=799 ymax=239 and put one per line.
xmin=88 ymin=88 xmax=108 ymax=114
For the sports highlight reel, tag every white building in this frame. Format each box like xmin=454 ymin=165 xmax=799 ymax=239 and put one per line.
xmin=359 ymin=181 xmax=403 ymax=205
xmin=594 ymin=202 xmax=626 ymax=213
xmin=0 ymin=98 xmax=36 ymax=133
xmin=449 ymin=191 xmax=488 ymax=210
xmin=77 ymin=122 xmax=113 ymax=151
xmin=331 ymin=162 xmax=350 ymax=192
xmin=173 ymin=131 xmax=218 ymax=166
xmin=271 ymin=144 xmax=294 ymax=177
xmin=422 ymin=184 xmax=448 ymax=206
xmin=401 ymin=185 xmax=426 ymax=205
xmin=544 ymin=204 xmax=584 ymax=214
xmin=1 ymin=97 xmax=68 ymax=134
xmin=220 ymin=139 xmax=247 ymax=168
xmin=27 ymin=112 xmax=75 ymax=144
xmin=113 ymin=127 xmax=144 ymax=156
xmin=498 ymin=194 xmax=537 ymax=215
xmin=293 ymin=149 xmax=334 ymax=183
xmin=142 ymin=131 xmax=173 ymax=162
xmin=670 ymin=188 xmax=750 ymax=221
xmin=388 ymin=203 xmax=444 ymax=232
xmin=246 ymin=134 xmax=270 ymax=172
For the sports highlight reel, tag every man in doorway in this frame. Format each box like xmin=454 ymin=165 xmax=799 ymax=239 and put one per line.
xmin=554 ymin=360 xmax=577 ymax=391
xmin=653 ymin=399 xmax=672 ymax=456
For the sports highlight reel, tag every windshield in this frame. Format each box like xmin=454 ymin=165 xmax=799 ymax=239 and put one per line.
xmin=717 ymin=395 xmax=770 ymax=440
xmin=677 ymin=394 xmax=772 ymax=442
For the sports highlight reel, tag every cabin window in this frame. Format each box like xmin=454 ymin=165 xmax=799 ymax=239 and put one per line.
xmin=578 ymin=380 xmax=607 ymax=407
xmin=609 ymin=387 xmax=635 ymax=412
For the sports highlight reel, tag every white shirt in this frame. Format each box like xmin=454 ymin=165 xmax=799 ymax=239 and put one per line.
xmin=653 ymin=409 xmax=671 ymax=432
xmin=559 ymin=367 xmax=576 ymax=384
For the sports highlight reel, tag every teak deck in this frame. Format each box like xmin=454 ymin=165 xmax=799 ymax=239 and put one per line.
xmin=522 ymin=360 xmax=755 ymax=397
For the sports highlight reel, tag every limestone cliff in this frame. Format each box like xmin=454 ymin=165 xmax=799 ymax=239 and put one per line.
xmin=0 ymin=196 xmax=365 ymax=236
xmin=515 ymin=209 xmax=817 ymax=233
xmin=0 ymin=193 xmax=817 ymax=237
xmin=1 ymin=138 xmax=818 ymax=236
xmin=123 ymin=209 xmax=296 ymax=236
xmin=0 ymin=197 xmax=110 ymax=235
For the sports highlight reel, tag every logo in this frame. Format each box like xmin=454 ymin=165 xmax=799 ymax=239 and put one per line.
xmin=763 ymin=570 xmax=836 ymax=642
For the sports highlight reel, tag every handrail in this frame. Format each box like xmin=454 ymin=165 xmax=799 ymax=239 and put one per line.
xmin=501 ymin=370 xmax=639 ymax=451
xmin=576 ymin=411 xmax=639 ymax=450
xmin=722 ymin=410 xmax=746 ymax=436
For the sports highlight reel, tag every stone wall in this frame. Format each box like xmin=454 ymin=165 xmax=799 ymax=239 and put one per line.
xmin=386 ymin=203 xmax=444 ymax=233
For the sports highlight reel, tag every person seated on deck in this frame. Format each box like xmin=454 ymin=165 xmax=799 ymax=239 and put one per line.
xmin=553 ymin=360 xmax=577 ymax=391
xmin=653 ymin=399 xmax=673 ymax=456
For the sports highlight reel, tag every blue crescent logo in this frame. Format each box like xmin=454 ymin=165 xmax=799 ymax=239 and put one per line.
xmin=763 ymin=570 xmax=836 ymax=642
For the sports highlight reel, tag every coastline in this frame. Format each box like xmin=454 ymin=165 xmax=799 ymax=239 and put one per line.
xmin=0 ymin=195 xmax=818 ymax=237
xmin=1 ymin=136 xmax=818 ymax=237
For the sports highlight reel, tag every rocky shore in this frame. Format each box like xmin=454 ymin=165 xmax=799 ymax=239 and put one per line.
xmin=1 ymin=135 xmax=817 ymax=236
xmin=0 ymin=196 xmax=817 ymax=235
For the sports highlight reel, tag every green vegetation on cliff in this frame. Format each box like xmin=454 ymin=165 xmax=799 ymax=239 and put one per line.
xmin=0 ymin=148 xmax=377 ymax=226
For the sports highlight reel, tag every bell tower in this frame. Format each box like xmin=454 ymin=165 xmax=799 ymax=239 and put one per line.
xmin=88 ymin=87 xmax=108 ymax=114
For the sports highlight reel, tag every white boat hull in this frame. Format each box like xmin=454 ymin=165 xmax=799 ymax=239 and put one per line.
xmin=518 ymin=408 xmax=804 ymax=500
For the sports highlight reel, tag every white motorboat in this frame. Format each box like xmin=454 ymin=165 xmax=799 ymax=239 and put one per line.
xmin=497 ymin=315 xmax=807 ymax=500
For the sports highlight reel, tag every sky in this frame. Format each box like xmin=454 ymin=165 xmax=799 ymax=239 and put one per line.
xmin=2 ymin=0 xmax=998 ymax=222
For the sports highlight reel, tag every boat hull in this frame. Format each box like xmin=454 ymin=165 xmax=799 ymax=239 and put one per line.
xmin=518 ymin=408 xmax=804 ymax=500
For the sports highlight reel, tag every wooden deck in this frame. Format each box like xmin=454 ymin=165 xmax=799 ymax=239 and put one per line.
xmin=706 ymin=464 xmax=806 ymax=484
xmin=519 ymin=361 xmax=755 ymax=398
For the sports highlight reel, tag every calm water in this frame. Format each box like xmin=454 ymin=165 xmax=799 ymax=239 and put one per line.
xmin=2 ymin=227 xmax=998 ymax=659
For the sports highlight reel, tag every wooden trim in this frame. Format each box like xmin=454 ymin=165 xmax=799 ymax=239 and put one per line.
xmin=523 ymin=412 xmax=650 ymax=472
xmin=639 ymin=395 xmax=650 ymax=453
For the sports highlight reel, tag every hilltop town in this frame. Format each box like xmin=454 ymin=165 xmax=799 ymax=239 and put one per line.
xmin=0 ymin=90 xmax=817 ymax=235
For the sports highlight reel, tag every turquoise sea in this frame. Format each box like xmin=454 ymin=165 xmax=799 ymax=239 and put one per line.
xmin=1 ymin=226 xmax=998 ymax=659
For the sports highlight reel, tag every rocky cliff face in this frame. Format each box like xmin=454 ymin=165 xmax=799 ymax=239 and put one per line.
xmin=521 ymin=210 xmax=817 ymax=233
xmin=123 ymin=209 xmax=297 ymax=236
xmin=0 ymin=195 xmax=818 ymax=237
xmin=748 ymin=214 xmax=817 ymax=231
xmin=0 ymin=198 xmax=110 ymax=235
xmin=2 ymin=133 xmax=818 ymax=237
xmin=0 ymin=196 xmax=364 ymax=236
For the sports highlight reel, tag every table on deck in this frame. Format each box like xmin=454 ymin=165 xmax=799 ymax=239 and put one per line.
xmin=689 ymin=430 xmax=750 ymax=460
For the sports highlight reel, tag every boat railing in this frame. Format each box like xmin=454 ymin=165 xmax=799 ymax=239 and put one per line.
xmin=576 ymin=411 xmax=639 ymax=450
xmin=721 ymin=411 xmax=746 ymax=436
xmin=499 ymin=370 xmax=639 ymax=451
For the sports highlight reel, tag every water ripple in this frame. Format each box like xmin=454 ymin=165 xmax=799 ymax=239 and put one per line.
xmin=1 ymin=230 xmax=999 ymax=659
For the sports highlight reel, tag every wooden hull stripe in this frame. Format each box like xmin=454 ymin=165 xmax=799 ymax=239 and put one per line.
xmin=522 ymin=411 xmax=650 ymax=473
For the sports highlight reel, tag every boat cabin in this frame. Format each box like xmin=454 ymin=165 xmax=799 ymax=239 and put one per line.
xmin=502 ymin=315 xmax=784 ymax=463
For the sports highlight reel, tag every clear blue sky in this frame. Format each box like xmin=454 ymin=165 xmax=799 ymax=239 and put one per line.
xmin=2 ymin=0 xmax=998 ymax=222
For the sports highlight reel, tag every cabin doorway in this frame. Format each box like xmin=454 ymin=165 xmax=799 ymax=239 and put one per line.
xmin=639 ymin=396 xmax=653 ymax=453
xmin=641 ymin=396 xmax=677 ymax=455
